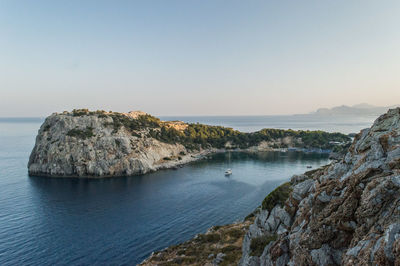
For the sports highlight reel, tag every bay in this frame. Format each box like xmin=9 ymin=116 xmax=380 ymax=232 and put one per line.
xmin=0 ymin=115 xmax=362 ymax=265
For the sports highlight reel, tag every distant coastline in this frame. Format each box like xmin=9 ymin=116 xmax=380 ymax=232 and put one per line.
xmin=27 ymin=109 xmax=351 ymax=178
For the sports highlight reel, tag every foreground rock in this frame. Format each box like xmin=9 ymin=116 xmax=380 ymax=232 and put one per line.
xmin=28 ymin=109 xmax=349 ymax=178
xmin=240 ymin=108 xmax=400 ymax=265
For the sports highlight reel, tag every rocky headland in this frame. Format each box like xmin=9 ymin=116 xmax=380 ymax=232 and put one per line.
xmin=28 ymin=109 xmax=349 ymax=178
xmin=142 ymin=108 xmax=400 ymax=265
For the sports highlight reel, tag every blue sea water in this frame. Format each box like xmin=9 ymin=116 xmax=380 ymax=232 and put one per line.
xmin=0 ymin=116 xmax=373 ymax=265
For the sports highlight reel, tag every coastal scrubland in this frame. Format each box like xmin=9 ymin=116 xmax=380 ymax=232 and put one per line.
xmin=70 ymin=109 xmax=350 ymax=151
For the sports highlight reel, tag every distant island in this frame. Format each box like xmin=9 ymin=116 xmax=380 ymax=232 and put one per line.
xmin=309 ymin=103 xmax=399 ymax=116
xmin=28 ymin=109 xmax=350 ymax=178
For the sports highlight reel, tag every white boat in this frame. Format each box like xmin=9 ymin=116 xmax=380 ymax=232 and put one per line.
xmin=225 ymin=169 xmax=232 ymax=176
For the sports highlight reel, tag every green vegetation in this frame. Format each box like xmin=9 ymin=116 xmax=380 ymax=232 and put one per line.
xmin=43 ymin=124 xmax=51 ymax=132
xmin=197 ymin=233 xmax=221 ymax=243
xmin=250 ymin=234 xmax=277 ymax=256
xmin=226 ymin=228 xmax=243 ymax=239
xmin=244 ymin=208 xmax=260 ymax=221
xmin=115 ymin=139 xmax=121 ymax=147
xmin=71 ymin=109 xmax=108 ymax=117
xmin=67 ymin=127 xmax=94 ymax=139
xmin=332 ymin=142 xmax=351 ymax=154
xmin=105 ymin=112 xmax=161 ymax=133
xmin=67 ymin=109 xmax=351 ymax=151
xmin=245 ymin=212 xmax=256 ymax=221
xmin=152 ymin=124 xmax=350 ymax=151
xmin=146 ymin=222 xmax=250 ymax=265
xmin=261 ymin=182 xmax=292 ymax=211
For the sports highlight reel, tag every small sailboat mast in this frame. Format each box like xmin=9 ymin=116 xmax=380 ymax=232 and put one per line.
xmin=225 ymin=152 xmax=232 ymax=176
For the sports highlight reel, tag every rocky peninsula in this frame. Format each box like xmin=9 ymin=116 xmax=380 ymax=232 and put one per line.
xmin=28 ymin=109 xmax=349 ymax=178
xmin=142 ymin=108 xmax=400 ymax=265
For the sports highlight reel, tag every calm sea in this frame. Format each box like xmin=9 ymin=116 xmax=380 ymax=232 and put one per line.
xmin=0 ymin=115 xmax=374 ymax=265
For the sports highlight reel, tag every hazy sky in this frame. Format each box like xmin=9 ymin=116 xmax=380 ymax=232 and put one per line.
xmin=1 ymin=0 xmax=399 ymax=116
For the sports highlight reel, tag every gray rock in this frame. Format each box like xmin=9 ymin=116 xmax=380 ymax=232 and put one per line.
xmin=384 ymin=223 xmax=400 ymax=261
xmin=292 ymin=179 xmax=314 ymax=201
xmin=290 ymin=174 xmax=308 ymax=185
xmin=317 ymin=191 xmax=333 ymax=203
xmin=275 ymin=253 xmax=290 ymax=266
xmin=346 ymin=240 xmax=370 ymax=257
xmin=311 ymin=244 xmax=342 ymax=266
xmin=262 ymin=206 xmax=292 ymax=232
xmin=212 ymin=253 xmax=226 ymax=265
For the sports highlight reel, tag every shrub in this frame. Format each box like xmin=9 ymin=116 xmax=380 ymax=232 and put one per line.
xmin=67 ymin=127 xmax=94 ymax=139
xmin=226 ymin=228 xmax=243 ymax=239
xmin=244 ymin=209 xmax=259 ymax=221
xmin=261 ymin=182 xmax=292 ymax=211
xmin=115 ymin=139 xmax=121 ymax=147
xmin=43 ymin=124 xmax=51 ymax=132
xmin=221 ymin=245 xmax=239 ymax=253
xmin=71 ymin=109 xmax=89 ymax=116
xmin=250 ymin=234 xmax=277 ymax=256
xmin=220 ymin=252 xmax=241 ymax=266
xmin=197 ymin=233 xmax=221 ymax=243
xmin=106 ymin=113 xmax=161 ymax=133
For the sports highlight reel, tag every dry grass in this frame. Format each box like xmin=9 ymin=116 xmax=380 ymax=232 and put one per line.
xmin=140 ymin=219 xmax=253 ymax=266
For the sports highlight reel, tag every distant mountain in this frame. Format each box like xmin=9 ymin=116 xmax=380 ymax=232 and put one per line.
xmin=311 ymin=103 xmax=399 ymax=116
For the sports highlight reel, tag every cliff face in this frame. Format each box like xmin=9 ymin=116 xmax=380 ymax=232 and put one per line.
xmin=28 ymin=111 xmax=196 ymax=177
xmin=240 ymin=108 xmax=400 ymax=266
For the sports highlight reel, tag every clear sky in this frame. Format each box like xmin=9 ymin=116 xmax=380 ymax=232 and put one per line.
xmin=1 ymin=0 xmax=399 ymax=117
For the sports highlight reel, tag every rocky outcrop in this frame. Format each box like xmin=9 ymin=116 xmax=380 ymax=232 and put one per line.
xmin=239 ymin=108 xmax=400 ymax=265
xmin=28 ymin=110 xmax=206 ymax=177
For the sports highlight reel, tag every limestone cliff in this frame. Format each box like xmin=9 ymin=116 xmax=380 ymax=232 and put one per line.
xmin=240 ymin=108 xmax=400 ymax=265
xmin=28 ymin=110 xmax=200 ymax=177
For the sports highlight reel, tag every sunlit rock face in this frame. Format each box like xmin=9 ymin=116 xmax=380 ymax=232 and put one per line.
xmin=240 ymin=108 xmax=400 ymax=266
xmin=27 ymin=110 xmax=197 ymax=178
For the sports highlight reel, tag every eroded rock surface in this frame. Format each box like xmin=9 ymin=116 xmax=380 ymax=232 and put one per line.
xmin=240 ymin=108 xmax=400 ymax=266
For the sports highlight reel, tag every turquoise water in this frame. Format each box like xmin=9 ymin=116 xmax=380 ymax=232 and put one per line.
xmin=0 ymin=116 xmax=365 ymax=265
